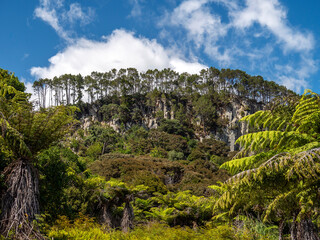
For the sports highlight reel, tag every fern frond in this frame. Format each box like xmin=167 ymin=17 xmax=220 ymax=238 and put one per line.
xmin=221 ymin=151 xmax=275 ymax=175
xmin=236 ymin=131 xmax=284 ymax=152
xmin=286 ymin=148 xmax=320 ymax=180
xmin=0 ymin=118 xmax=31 ymax=158
xmin=263 ymin=189 xmax=297 ymax=222
xmin=292 ymin=90 xmax=320 ymax=129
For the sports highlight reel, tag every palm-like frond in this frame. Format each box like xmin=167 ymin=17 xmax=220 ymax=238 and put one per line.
xmin=214 ymin=90 xmax=320 ymax=225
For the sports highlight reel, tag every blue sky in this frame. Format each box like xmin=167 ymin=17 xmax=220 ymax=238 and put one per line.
xmin=0 ymin=0 xmax=319 ymax=94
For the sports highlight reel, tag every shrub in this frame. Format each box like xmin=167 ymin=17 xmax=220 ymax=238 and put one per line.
xmin=47 ymin=217 xmax=238 ymax=240
xmin=168 ymin=150 xmax=184 ymax=161
xmin=150 ymin=147 xmax=167 ymax=158
xmin=148 ymin=130 xmax=189 ymax=154
xmin=86 ymin=142 xmax=103 ymax=159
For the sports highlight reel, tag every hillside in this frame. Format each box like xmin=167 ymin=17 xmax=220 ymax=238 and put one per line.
xmin=32 ymin=67 xmax=296 ymax=152
xmin=3 ymin=67 xmax=319 ymax=240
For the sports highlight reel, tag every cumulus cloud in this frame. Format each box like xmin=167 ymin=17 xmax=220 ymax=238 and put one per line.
xmin=33 ymin=0 xmax=317 ymax=93
xmin=30 ymin=29 xmax=207 ymax=79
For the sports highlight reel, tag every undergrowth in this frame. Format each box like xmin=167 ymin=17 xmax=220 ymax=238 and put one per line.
xmin=46 ymin=215 xmax=278 ymax=240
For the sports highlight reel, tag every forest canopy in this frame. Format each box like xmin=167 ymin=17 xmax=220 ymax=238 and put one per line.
xmin=32 ymin=67 xmax=295 ymax=108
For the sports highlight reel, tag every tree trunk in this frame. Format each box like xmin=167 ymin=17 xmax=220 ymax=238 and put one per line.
xmin=102 ymin=142 xmax=106 ymax=155
xmin=291 ymin=217 xmax=320 ymax=240
xmin=100 ymin=204 xmax=113 ymax=228
xmin=121 ymin=201 xmax=134 ymax=232
xmin=279 ymin=220 xmax=284 ymax=240
xmin=0 ymin=160 xmax=43 ymax=239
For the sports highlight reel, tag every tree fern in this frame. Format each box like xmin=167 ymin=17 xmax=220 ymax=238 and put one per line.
xmin=213 ymin=90 xmax=320 ymax=240
xmin=0 ymin=80 xmax=78 ymax=239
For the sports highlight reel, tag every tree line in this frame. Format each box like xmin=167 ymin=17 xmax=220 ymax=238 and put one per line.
xmin=32 ymin=67 xmax=295 ymax=108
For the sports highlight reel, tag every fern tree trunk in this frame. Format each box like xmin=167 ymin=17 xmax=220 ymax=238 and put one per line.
xmin=278 ymin=220 xmax=284 ymax=240
xmin=121 ymin=200 xmax=134 ymax=232
xmin=100 ymin=203 xmax=113 ymax=228
xmin=290 ymin=216 xmax=320 ymax=240
xmin=0 ymin=160 xmax=43 ymax=239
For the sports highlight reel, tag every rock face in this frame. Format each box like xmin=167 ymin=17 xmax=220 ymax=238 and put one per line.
xmin=213 ymin=99 xmax=263 ymax=151
xmin=80 ymin=96 xmax=264 ymax=151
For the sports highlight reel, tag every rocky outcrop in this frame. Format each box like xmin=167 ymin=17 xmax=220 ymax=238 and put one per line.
xmin=213 ymin=99 xmax=263 ymax=151
xmin=80 ymin=96 xmax=263 ymax=151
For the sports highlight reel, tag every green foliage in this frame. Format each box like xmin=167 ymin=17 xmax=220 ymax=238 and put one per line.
xmin=188 ymin=139 xmax=229 ymax=162
xmin=150 ymin=147 xmax=167 ymax=158
xmin=168 ymin=150 xmax=184 ymax=161
xmin=46 ymin=214 xmax=109 ymax=240
xmin=89 ymin=154 xmax=229 ymax=196
xmin=37 ymin=146 xmax=85 ymax=220
xmin=210 ymin=155 xmax=225 ymax=166
xmin=149 ymin=191 xmax=214 ymax=227
xmin=47 ymin=216 xmax=238 ymax=240
xmin=148 ymin=130 xmax=188 ymax=154
xmin=0 ymin=69 xmax=79 ymax=238
xmin=80 ymin=124 xmax=120 ymax=159
xmin=0 ymin=68 xmax=26 ymax=93
xmin=158 ymin=119 xmax=193 ymax=138
xmin=233 ymin=217 xmax=278 ymax=240
xmin=0 ymin=70 xmax=77 ymax=164
xmin=8 ymin=66 xmax=300 ymax=238
xmin=214 ymin=90 xmax=320 ymax=238
xmin=193 ymin=95 xmax=217 ymax=131
xmin=100 ymin=103 xmax=119 ymax=121
xmin=47 ymin=215 xmax=277 ymax=240
xmin=86 ymin=142 xmax=103 ymax=159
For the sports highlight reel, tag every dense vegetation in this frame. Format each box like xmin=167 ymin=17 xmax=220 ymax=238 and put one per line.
xmin=0 ymin=67 xmax=319 ymax=240
xmin=32 ymin=67 xmax=294 ymax=106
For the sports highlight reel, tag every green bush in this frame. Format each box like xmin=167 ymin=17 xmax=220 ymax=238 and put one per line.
xmin=86 ymin=142 xmax=103 ymax=159
xmin=150 ymin=147 xmax=167 ymax=158
xmin=210 ymin=155 xmax=225 ymax=166
xmin=168 ymin=150 xmax=184 ymax=161
xmin=148 ymin=130 xmax=189 ymax=154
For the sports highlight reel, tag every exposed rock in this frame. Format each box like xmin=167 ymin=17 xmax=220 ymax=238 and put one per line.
xmin=80 ymin=96 xmax=263 ymax=150
xmin=214 ymin=98 xmax=263 ymax=151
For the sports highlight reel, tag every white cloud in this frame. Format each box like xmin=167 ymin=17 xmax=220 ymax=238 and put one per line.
xmin=34 ymin=0 xmax=94 ymax=42
xmin=231 ymin=0 xmax=314 ymax=52
xmin=30 ymin=29 xmax=207 ymax=79
xmin=21 ymin=78 xmax=37 ymax=103
xmin=129 ymin=0 xmax=143 ymax=17
xmin=170 ymin=58 xmax=207 ymax=74
xmin=161 ymin=0 xmax=317 ymax=93
xmin=165 ymin=0 xmax=230 ymax=64
xmin=34 ymin=2 xmax=70 ymax=41
xmin=169 ymin=0 xmax=228 ymax=45
xmin=66 ymin=3 xmax=94 ymax=25
xmin=278 ymin=76 xmax=308 ymax=93
xmin=275 ymin=54 xmax=317 ymax=92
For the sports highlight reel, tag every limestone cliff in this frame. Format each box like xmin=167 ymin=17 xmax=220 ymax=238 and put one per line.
xmin=79 ymin=95 xmax=264 ymax=151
